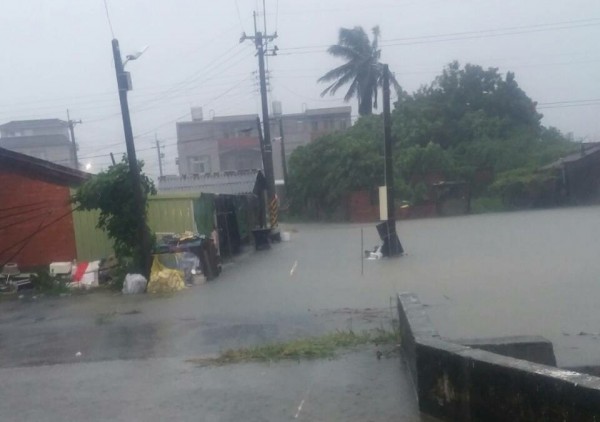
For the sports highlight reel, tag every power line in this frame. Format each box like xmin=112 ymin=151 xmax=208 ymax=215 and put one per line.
xmin=132 ymin=75 xmax=255 ymax=139
xmin=384 ymin=17 xmax=600 ymax=43
xmin=234 ymin=0 xmax=245 ymax=32
xmin=277 ymin=17 xmax=600 ymax=55
xmin=82 ymin=47 xmax=255 ymax=125
xmin=102 ymin=0 xmax=115 ymax=38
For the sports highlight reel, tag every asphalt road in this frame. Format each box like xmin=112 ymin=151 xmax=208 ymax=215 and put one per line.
xmin=0 ymin=222 xmax=423 ymax=421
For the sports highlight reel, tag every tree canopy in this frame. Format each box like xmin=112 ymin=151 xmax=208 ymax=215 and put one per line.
xmin=72 ymin=158 xmax=156 ymax=268
xmin=289 ymin=62 xmax=575 ymax=216
xmin=319 ymin=26 xmax=400 ymax=116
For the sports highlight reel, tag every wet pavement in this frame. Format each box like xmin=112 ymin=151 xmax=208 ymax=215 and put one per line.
xmin=0 ymin=348 xmax=423 ymax=422
xmin=2 ymin=206 xmax=599 ymax=420
xmin=0 ymin=221 xmax=423 ymax=421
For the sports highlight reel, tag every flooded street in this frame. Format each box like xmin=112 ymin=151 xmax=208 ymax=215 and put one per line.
xmin=1 ymin=206 xmax=599 ymax=420
xmin=378 ymin=205 xmax=600 ymax=368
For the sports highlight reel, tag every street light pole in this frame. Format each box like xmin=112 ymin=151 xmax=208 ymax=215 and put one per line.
xmin=111 ymin=38 xmax=151 ymax=277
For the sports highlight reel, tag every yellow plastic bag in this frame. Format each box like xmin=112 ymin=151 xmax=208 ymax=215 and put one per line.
xmin=147 ymin=255 xmax=186 ymax=294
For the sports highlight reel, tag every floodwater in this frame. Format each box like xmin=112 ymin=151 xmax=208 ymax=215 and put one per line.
xmin=1 ymin=206 xmax=599 ymax=420
xmin=373 ymin=205 xmax=600 ymax=368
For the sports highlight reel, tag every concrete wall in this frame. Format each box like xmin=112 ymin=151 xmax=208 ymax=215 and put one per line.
xmin=176 ymin=107 xmax=351 ymax=180
xmin=8 ymin=144 xmax=75 ymax=168
xmin=397 ymin=292 xmax=600 ymax=421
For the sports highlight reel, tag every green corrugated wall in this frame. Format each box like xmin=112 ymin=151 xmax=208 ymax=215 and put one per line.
xmin=71 ymin=206 xmax=113 ymax=262
xmin=147 ymin=195 xmax=197 ymax=234
xmin=72 ymin=193 xmax=213 ymax=261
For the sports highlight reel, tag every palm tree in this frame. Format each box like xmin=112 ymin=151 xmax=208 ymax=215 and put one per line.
xmin=319 ymin=26 xmax=400 ymax=116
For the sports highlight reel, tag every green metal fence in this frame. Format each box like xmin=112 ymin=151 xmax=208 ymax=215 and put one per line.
xmin=73 ymin=193 xmax=212 ymax=262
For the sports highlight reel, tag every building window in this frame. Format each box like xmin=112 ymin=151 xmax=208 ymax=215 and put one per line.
xmin=340 ymin=120 xmax=347 ymax=130
xmin=188 ymin=155 xmax=211 ymax=174
xmin=311 ymin=121 xmax=318 ymax=131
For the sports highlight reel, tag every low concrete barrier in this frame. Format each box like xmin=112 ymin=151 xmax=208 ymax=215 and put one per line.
xmin=454 ymin=335 xmax=557 ymax=366
xmin=397 ymin=292 xmax=600 ymax=421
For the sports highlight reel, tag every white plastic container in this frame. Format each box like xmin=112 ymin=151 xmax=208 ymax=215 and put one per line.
xmin=49 ymin=262 xmax=72 ymax=276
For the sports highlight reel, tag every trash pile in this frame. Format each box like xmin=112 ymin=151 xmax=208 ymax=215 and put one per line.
xmin=365 ymin=245 xmax=383 ymax=260
xmin=155 ymin=231 xmax=220 ymax=283
xmin=51 ymin=260 xmax=102 ymax=289
xmin=0 ymin=230 xmax=221 ymax=296
xmin=0 ymin=263 xmax=33 ymax=293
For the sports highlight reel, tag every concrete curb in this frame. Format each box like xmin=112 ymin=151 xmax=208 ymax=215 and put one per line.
xmin=397 ymin=292 xmax=600 ymax=421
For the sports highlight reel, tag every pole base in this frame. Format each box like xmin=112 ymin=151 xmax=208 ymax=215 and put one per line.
xmin=376 ymin=220 xmax=405 ymax=257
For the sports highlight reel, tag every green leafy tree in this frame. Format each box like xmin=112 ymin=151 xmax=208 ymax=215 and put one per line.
xmin=319 ymin=26 xmax=400 ymax=116
xmin=393 ymin=62 xmax=543 ymax=150
xmin=290 ymin=62 xmax=575 ymax=218
xmin=288 ymin=115 xmax=383 ymax=216
xmin=72 ymin=158 xmax=156 ymax=271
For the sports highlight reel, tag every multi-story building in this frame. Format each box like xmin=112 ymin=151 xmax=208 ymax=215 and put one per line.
xmin=0 ymin=119 xmax=77 ymax=169
xmin=175 ymin=104 xmax=352 ymax=181
xmin=269 ymin=105 xmax=352 ymax=182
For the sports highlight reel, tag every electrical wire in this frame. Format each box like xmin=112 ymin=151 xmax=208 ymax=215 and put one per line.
xmin=102 ymin=0 xmax=115 ymax=38
xmin=277 ymin=17 xmax=600 ymax=55
xmin=235 ymin=0 xmax=246 ymax=33
xmin=0 ymin=207 xmax=79 ymax=267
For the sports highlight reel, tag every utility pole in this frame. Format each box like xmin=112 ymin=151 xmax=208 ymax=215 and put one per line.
xmin=66 ymin=109 xmax=81 ymax=170
xmin=155 ymin=134 xmax=164 ymax=178
xmin=279 ymin=118 xmax=288 ymax=188
xmin=381 ymin=64 xmax=404 ymax=257
xmin=241 ymin=11 xmax=279 ymax=237
xmin=256 ymin=117 xmax=267 ymax=229
xmin=111 ymin=38 xmax=152 ymax=277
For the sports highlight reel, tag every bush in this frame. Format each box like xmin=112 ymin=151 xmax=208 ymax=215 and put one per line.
xmin=470 ymin=196 xmax=505 ymax=214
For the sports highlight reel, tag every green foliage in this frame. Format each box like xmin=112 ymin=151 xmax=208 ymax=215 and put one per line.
xmin=30 ymin=269 xmax=69 ymax=294
xmin=186 ymin=327 xmax=399 ymax=365
xmin=396 ymin=142 xmax=457 ymax=181
xmin=491 ymin=168 xmax=558 ymax=209
xmin=470 ymin=196 xmax=506 ymax=214
xmin=288 ymin=115 xmax=384 ymax=216
xmin=319 ymin=26 xmax=400 ymax=116
xmin=290 ymin=61 xmax=576 ymax=217
xmin=72 ymin=158 xmax=156 ymax=266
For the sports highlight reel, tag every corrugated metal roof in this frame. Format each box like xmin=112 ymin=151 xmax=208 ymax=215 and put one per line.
xmin=158 ymin=171 xmax=261 ymax=195
xmin=0 ymin=147 xmax=89 ymax=186
xmin=541 ymin=143 xmax=600 ymax=170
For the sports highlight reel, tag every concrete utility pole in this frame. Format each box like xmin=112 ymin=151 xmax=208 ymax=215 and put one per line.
xmin=279 ymin=118 xmax=288 ymax=188
xmin=66 ymin=109 xmax=81 ymax=170
xmin=111 ymin=38 xmax=152 ymax=277
xmin=381 ymin=64 xmax=404 ymax=257
xmin=155 ymin=134 xmax=164 ymax=178
xmin=241 ymin=12 xmax=279 ymax=237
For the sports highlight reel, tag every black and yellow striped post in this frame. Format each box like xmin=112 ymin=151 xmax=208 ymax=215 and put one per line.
xmin=269 ymin=195 xmax=279 ymax=229
xmin=268 ymin=194 xmax=281 ymax=242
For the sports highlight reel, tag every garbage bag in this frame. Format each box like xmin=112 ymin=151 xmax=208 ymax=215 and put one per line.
xmin=147 ymin=255 xmax=185 ymax=294
xmin=122 ymin=274 xmax=147 ymax=294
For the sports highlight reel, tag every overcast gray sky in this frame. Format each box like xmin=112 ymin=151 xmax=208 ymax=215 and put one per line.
xmin=1 ymin=0 xmax=600 ymax=177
